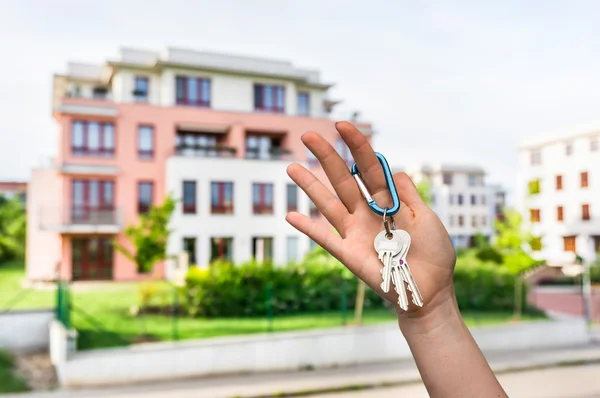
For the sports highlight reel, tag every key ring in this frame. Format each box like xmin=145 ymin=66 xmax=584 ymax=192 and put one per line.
xmin=351 ymin=152 xmax=400 ymax=217
xmin=382 ymin=208 xmax=394 ymax=239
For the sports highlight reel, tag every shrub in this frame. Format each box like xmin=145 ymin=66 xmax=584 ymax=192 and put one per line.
xmin=183 ymin=254 xmax=523 ymax=317
xmin=475 ymin=246 xmax=504 ymax=264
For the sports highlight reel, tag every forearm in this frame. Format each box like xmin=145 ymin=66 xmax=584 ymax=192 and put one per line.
xmin=398 ymin=292 xmax=507 ymax=398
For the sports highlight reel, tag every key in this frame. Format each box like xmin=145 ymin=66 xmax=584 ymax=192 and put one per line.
xmin=374 ymin=230 xmax=402 ymax=294
xmin=394 ymin=230 xmax=424 ymax=307
xmin=375 ymin=230 xmax=408 ymax=311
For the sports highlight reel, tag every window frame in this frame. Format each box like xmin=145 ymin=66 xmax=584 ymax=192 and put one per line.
xmin=297 ymin=92 xmax=310 ymax=116
xmin=581 ymin=171 xmax=589 ymax=188
xmin=556 ymin=175 xmax=563 ymax=191
xmin=133 ymin=76 xmax=149 ymax=102
xmin=137 ymin=124 xmax=155 ymax=160
xmin=557 ymin=206 xmax=564 ymax=222
xmin=176 ymin=76 xmax=211 ymax=107
xmin=252 ymin=183 xmax=274 ymax=214
xmin=182 ymin=180 xmax=197 ymax=214
xmin=287 ymin=184 xmax=298 ymax=212
xmin=254 ymin=84 xmax=285 ymax=113
xmin=137 ymin=181 xmax=154 ymax=214
xmin=71 ymin=120 xmax=116 ymax=157
xmin=582 ymin=204 xmax=590 ymax=221
xmin=211 ymin=181 xmax=234 ymax=214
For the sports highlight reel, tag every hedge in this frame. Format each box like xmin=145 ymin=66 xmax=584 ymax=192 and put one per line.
xmin=183 ymin=255 xmax=525 ymax=317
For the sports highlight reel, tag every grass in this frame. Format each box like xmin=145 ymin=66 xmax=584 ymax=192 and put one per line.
xmin=0 ymin=350 xmax=29 ymax=393
xmin=1 ymin=261 xmax=546 ymax=351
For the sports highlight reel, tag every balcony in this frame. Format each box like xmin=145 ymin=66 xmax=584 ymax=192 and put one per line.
xmin=175 ymin=144 xmax=237 ymax=158
xmin=246 ymin=147 xmax=293 ymax=161
xmin=54 ymin=97 xmax=118 ymax=118
xmin=39 ymin=205 xmax=122 ymax=234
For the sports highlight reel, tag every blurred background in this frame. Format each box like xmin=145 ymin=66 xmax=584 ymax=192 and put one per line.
xmin=1 ymin=1 xmax=600 ymax=397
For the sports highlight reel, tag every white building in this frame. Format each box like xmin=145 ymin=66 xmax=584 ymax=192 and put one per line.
xmin=399 ymin=164 xmax=495 ymax=248
xmin=518 ymin=125 xmax=600 ymax=265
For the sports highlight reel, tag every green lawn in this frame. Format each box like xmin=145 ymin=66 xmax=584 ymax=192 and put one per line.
xmin=1 ymin=262 xmax=546 ymax=351
xmin=0 ymin=350 xmax=29 ymax=393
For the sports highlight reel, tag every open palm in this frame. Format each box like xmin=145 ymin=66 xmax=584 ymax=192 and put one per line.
xmin=286 ymin=122 xmax=457 ymax=317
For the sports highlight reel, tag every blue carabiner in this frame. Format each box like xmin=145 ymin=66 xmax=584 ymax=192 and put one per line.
xmin=351 ymin=152 xmax=400 ymax=217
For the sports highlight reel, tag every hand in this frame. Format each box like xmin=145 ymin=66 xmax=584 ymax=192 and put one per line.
xmin=286 ymin=122 xmax=458 ymax=331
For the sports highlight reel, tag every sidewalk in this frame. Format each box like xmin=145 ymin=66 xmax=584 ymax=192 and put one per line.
xmin=6 ymin=343 xmax=600 ymax=398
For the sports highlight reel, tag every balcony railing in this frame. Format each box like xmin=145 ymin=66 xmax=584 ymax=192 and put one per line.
xmin=40 ymin=205 xmax=122 ymax=233
xmin=175 ymin=144 xmax=237 ymax=158
xmin=246 ymin=147 xmax=293 ymax=161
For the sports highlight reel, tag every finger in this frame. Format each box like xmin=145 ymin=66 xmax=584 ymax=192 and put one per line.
xmin=392 ymin=172 xmax=427 ymax=211
xmin=301 ymin=131 xmax=363 ymax=213
xmin=285 ymin=212 xmax=344 ymax=259
xmin=287 ymin=163 xmax=350 ymax=236
xmin=336 ymin=121 xmax=387 ymax=196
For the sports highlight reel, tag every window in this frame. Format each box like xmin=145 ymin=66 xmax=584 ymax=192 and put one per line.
xmin=565 ymin=143 xmax=573 ymax=156
xmin=471 ymin=215 xmax=477 ymax=228
xmin=335 ymin=138 xmax=353 ymax=167
xmin=531 ymin=237 xmax=542 ymax=251
xmin=297 ymin=92 xmax=310 ymax=116
xmin=72 ymin=121 xmax=115 ymax=157
xmin=246 ymin=135 xmax=281 ymax=160
xmin=481 ymin=215 xmax=487 ymax=226
xmin=92 ymin=87 xmax=108 ymax=99
xmin=210 ymin=182 xmax=233 ymax=214
xmin=133 ymin=76 xmax=149 ymax=102
xmin=470 ymin=195 xmax=476 ymax=205
xmin=176 ymin=76 xmax=211 ymax=107
xmin=582 ymin=204 xmax=590 ymax=221
xmin=443 ymin=173 xmax=453 ymax=185
xmin=309 ymin=200 xmax=319 ymax=218
xmin=449 ymin=195 xmax=454 ymax=205
xmin=138 ymin=125 xmax=154 ymax=159
xmin=253 ymin=237 xmax=274 ymax=263
xmin=481 ymin=195 xmax=486 ymax=206
xmin=176 ymin=132 xmax=229 ymax=157
xmin=307 ymin=148 xmax=319 ymax=167
xmin=458 ymin=194 xmax=464 ymax=206
xmin=531 ymin=150 xmax=542 ymax=165
xmin=528 ymin=179 xmax=541 ymax=195
xmin=458 ymin=215 xmax=464 ymax=226
xmin=183 ymin=237 xmax=196 ymax=265
xmin=468 ymin=174 xmax=477 ymax=187
xmin=581 ymin=172 xmax=589 ymax=188
xmin=449 ymin=215 xmax=455 ymax=226
xmin=563 ymin=236 xmax=577 ymax=252
xmin=254 ymin=84 xmax=285 ymax=113
xmin=71 ymin=180 xmax=115 ymax=223
xmin=557 ymin=206 xmax=564 ymax=222
xmin=556 ymin=175 xmax=563 ymax=190
xmin=591 ymin=138 xmax=599 ymax=152
xmin=183 ymin=181 xmax=197 ymax=214
xmin=286 ymin=236 xmax=299 ymax=263
xmin=253 ymin=183 xmax=274 ymax=214
xmin=210 ymin=237 xmax=233 ymax=262
xmin=530 ymin=209 xmax=541 ymax=223
xmin=287 ymin=184 xmax=298 ymax=212
xmin=138 ymin=182 xmax=153 ymax=214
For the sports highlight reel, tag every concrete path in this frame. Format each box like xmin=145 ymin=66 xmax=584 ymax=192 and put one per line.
xmin=313 ymin=363 xmax=600 ymax=398
xmin=6 ymin=343 xmax=600 ymax=398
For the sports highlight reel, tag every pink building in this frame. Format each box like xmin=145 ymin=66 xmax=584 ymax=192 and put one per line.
xmin=27 ymin=47 xmax=372 ymax=281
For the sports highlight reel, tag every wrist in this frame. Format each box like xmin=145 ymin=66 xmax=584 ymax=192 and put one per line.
xmin=396 ymin=286 xmax=462 ymax=337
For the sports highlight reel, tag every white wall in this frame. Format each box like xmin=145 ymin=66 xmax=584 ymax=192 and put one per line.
xmin=166 ymin=156 xmax=310 ymax=268
xmin=53 ymin=318 xmax=588 ymax=387
xmin=112 ymin=67 xmax=328 ymax=117
xmin=0 ymin=310 xmax=54 ymax=353
xmin=519 ymin=134 xmax=600 ymax=263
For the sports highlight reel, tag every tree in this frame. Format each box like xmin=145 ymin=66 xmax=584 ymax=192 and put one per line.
xmin=415 ymin=177 xmax=432 ymax=206
xmin=114 ymin=195 xmax=175 ymax=273
xmin=0 ymin=196 xmax=26 ymax=263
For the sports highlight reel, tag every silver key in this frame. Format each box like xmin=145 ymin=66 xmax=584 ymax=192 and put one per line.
xmin=375 ymin=230 xmax=408 ymax=311
xmin=393 ymin=230 xmax=424 ymax=307
xmin=374 ymin=230 xmax=401 ymax=294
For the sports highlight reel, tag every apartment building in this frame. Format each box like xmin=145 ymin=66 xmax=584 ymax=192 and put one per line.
xmin=518 ymin=125 xmax=600 ymax=265
xmin=0 ymin=181 xmax=27 ymax=203
xmin=401 ymin=164 xmax=494 ymax=248
xmin=27 ymin=47 xmax=372 ymax=281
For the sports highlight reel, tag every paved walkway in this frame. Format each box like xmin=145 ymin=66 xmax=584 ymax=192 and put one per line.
xmin=6 ymin=343 xmax=600 ymax=398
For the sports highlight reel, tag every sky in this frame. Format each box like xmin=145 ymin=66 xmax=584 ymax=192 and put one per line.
xmin=2 ymin=0 xmax=600 ymax=199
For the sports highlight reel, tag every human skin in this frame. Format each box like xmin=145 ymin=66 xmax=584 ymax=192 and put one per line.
xmin=285 ymin=121 xmax=507 ymax=398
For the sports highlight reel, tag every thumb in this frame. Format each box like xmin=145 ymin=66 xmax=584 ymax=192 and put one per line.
xmin=393 ymin=172 xmax=427 ymax=211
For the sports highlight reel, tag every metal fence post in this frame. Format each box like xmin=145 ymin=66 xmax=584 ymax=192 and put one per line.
xmin=266 ymin=283 xmax=273 ymax=333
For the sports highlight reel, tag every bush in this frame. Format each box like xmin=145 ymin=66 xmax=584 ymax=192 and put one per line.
xmin=475 ymin=246 xmax=504 ymax=264
xmin=183 ymin=253 xmax=523 ymax=317
xmin=184 ymin=260 xmax=384 ymax=317
xmin=454 ymin=251 xmax=522 ymax=311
